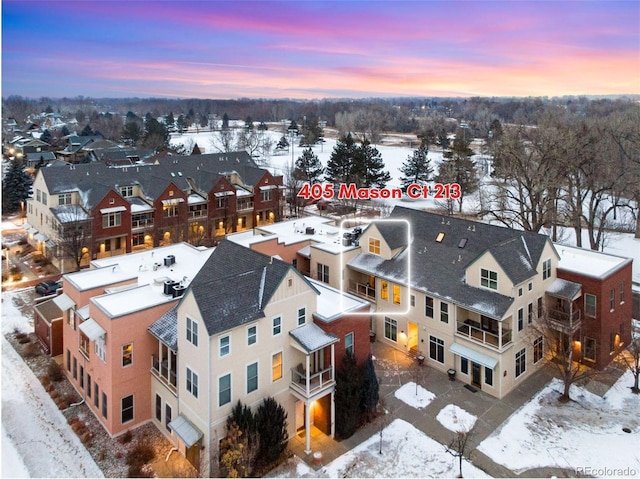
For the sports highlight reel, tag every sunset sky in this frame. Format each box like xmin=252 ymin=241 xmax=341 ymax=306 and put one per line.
xmin=2 ymin=1 xmax=639 ymax=99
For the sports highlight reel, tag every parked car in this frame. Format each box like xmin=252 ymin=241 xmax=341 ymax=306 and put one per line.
xmin=34 ymin=280 xmax=62 ymax=296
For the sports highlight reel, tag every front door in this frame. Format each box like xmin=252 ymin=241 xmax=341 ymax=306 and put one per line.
xmin=407 ymin=322 xmax=418 ymax=353
xmin=472 ymin=362 xmax=481 ymax=388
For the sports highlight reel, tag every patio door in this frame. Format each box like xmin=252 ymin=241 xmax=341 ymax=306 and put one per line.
xmin=472 ymin=362 xmax=481 ymax=388
xmin=407 ymin=322 xmax=419 ymax=352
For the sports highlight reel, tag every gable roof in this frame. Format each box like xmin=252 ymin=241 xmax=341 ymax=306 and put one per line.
xmin=367 ymin=220 xmax=408 ymax=251
xmin=189 ymin=240 xmax=316 ymax=336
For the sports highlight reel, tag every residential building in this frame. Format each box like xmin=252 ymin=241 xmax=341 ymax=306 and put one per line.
xmin=555 ymin=245 xmax=633 ymax=369
xmin=24 ymin=152 xmax=284 ymax=272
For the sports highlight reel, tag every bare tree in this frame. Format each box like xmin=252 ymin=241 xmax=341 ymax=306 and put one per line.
xmin=375 ymin=398 xmax=392 ymax=455
xmin=620 ymin=330 xmax=640 ymax=394
xmin=210 ymin=128 xmax=236 ymax=154
xmin=409 ymin=356 xmax=430 ymax=396
xmin=445 ymin=428 xmax=474 ymax=478
xmin=53 ymin=207 xmax=92 ymax=272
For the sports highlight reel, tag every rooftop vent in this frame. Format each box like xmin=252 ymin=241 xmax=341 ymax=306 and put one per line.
xmin=172 ymin=285 xmax=186 ymax=298
xmin=305 ymin=227 xmax=315 ymax=235
xmin=458 ymin=238 xmax=468 ymax=248
xmin=164 ymin=255 xmax=176 ymax=267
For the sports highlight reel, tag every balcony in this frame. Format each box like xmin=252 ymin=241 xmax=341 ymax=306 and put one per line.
xmin=189 ymin=209 xmax=207 ymax=218
xmin=348 ymin=279 xmax=376 ymax=300
xmin=237 ymin=201 xmax=253 ymax=212
xmin=456 ymin=319 xmax=512 ymax=350
xmin=132 ymin=218 xmax=153 ymax=230
xmin=290 ymin=365 xmax=334 ymax=398
xmin=151 ymin=354 xmax=177 ymax=393
xmin=547 ymin=308 xmax=582 ymax=333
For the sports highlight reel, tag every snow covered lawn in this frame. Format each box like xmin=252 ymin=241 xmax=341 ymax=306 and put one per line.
xmin=394 ymin=381 xmax=436 ymax=409
xmin=478 ymin=374 xmax=640 ymax=475
xmin=436 ymin=404 xmax=477 ymax=432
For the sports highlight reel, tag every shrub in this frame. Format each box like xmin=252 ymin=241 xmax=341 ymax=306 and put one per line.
xmin=126 ymin=440 xmax=156 ymax=478
xmin=255 ymin=397 xmax=288 ymax=469
xmin=47 ymin=361 xmax=64 ymax=382
xmin=23 ymin=342 xmax=40 ymax=357
xmin=18 ymin=337 xmax=30 ymax=344
xmin=119 ymin=430 xmax=133 ymax=444
xmin=45 ymin=383 xmax=54 ymax=392
xmin=49 ymin=390 xmax=59 ymax=400
xmin=41 ymin=375 xmax=51 ymax=386
xmin=335 ymin=352 xmax=364 ymax=439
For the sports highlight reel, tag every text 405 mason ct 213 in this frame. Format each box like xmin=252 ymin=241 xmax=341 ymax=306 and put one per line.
xmin=297 ymin=182 xmax=462 ymax=201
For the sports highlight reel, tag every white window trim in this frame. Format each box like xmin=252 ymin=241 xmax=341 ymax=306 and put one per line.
xmin=297 ymin=306 xmax=306 ymax=326
xmin=246 ymin=361 xmax=259 ymax=394
xmin=218 ymin=372 xmax=232 ymax=408
xmin=186 ymin=365 xmax=199 ymax=398
xmin=218 ymin=334 xmax=231 ymax=358
xmin=186 ymin=316 xmax=198 ymax=347
xmin=247 ymin=323 xmax=258 ymax=346
xmin=271 ymin=350 xmax=283 ymax=383
xmin=272 ymin=316 xmax=282 ymax=336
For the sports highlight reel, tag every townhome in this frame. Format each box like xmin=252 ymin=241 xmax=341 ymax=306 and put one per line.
xmin=24 ymin=152 xmax=284 ymax=272
xmin=150 ymin=240 xmax=370 ymax=475
xmin=55 ymin=243 xmax=214 ymax=437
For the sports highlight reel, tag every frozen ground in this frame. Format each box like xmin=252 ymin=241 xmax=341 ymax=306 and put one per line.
xmin=393 ymin=381 xmax=436 ymax=409
xmin=478 ymin=374 xmax=640 ymax=475
xmin=436 ymin=404 xmax=477 ymax=432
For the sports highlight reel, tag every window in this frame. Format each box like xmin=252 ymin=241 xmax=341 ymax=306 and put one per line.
xmin=297 ymin=307 xmax=306 ymax=326
xmin=610 ymin=288 xmax=615 ymax=311
xmin=247 ymin=325 xmax=257 ymax=346
xmin=317 ymin=263 xmax=329 ymax=283
xmin=79 ymin=366 xmax=84 ymax=388
xmin=260 ymin=190 xmax=272 ymax=202
xmin=186 ymin=367 xmax=199 ymax=398
xmin=219 ymin=335 xmax=230 ymax=357
xmin=186 ymin=317 xmax=198 ymax=347
xmin=515 ymin=348 xmax=526 ymax=377
xmin=440 ymin=302 xmax=449 ymax=324
xmin=620 ymin=282 xmax=625 ymax=304
xmin=518 ymin=287 xmax=523 ymax=297
xmin=58 ymin=193 xmax=72 ymax=205
xmin=527 ymin=303 xmax=533 ymax=324
xmin=609 ymin=332 xmax=616 ymax=353
xmin=272 ymin=352 xmax=283 ymax=381
xmin=68 ymin=312 xmax=76 ymax=329
xmin=485 ymin=367 xmax=493 ymax=386
xmin=272 ymin=316 xmax=281 ymax=335
xmin=585 ymin=294 xmax=597 ymax=317
xmin=36 ymin=189 xmax=41 ymax=202
xmin=345 ymin=332 xmax=354 ymax=357
xmin=381 ymin=281 xmax=388 ymax=301
xmin=534 ymin=336 xmax=543 ymax=363
xmin=460 ymin=357 xmax=469 ymax=375
xmin=410 ymin=295 xmax=415 ymax=307
xmin=429 ymin=336 xmax=445 ymax=363
xmin=517 ymin=308 xmax=524 ymax=331
xmin=102 ymin=212 xmax=121 ymax=228
xmin=219 ymin=373 xmax=231 ymax=406
xmin=120 ymin=186 xmax=134 ymax=197
xmin=165 ymin=404 xmax=172 ymax=432
xmin=102 ymin=392 xmax=108 ymax=418
xmin=87 ymin=375 xmax=92 ymax=398
xmin=122 ymin=343 xmax=133 ymax=367
xmin=73 ymin=357 xmax=77 ymax=379
xmin=94 ymin=383 xmax=99 ymax=408
xmin=542 ymin=259 xmax=551 ymax=280
xmin=95 ymin=337 xmax=106 ymax=361
xmin=66 ymin=349 xmax=71 ymax=371
xmin=246 ymin=363 xmax=258 ymax=394
xmin=528 ymin=282 xmax=533 ymax=291
xmin=163 ymin=205 xmax=178 ymax=217
xmin=393 ymin=284 xmax=401 ymax=305
xmin=155 ymin=394 xmax=162 ymax=421
xmin=584 ymin=337 xmax=596 ymax=362
xmin=121 ymin=395 xmax=134 ymax=423
xmin=480 ymin=269 xmax=498 ymax=290
xmin=537 ymin=297 xmax=543 ymax=318
xmin=42 ymin=192 xmax=47 ymax=205
xmin=384 ymin=317 xmax=397 ymax=342
xmin=425 ymin=297 xmax=434 ymax=318
xmin=369 ymin=238 xmax=381 ymax=255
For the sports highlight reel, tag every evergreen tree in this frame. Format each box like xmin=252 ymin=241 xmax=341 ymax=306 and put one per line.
xmin=335 ymin=352 xmax=364 ymax=439
xmin=176 ymin=114 xmax=187 ymax=133
xmin=326 ymin=133 xmax=359 ymax=184
xmin=142 ymin=117 xmax=170 ymax=152
xmin=294 ymin=148 xmax=324 ymax=184
xmin=80 ymin=124 xmax=94 ymax=136
xmin=436 ymin=133 xmax=478 ymax=213
xmin=399 ymin=143 xmax=433 ymax=190
xmin=222 ymin=113 xmax=230 ymax=130
xmin=257 ymin=121 xmax=268 ymax=131
xmin=199 ymin=113 xmax=209 ymax=129
xmin=287 ymin=119 xmax=299 ymax=134
xmin=40 ymin=129 xmax=52 ymax=144
xmin=299 ymin=114 xmax=323 ymax=146
xmin=164 ymin=112 xmax=175 ymax=129
xmin=244 ymin=115 xmax=254 ymax=129
xmin=2 ymin=158 xmax=32 ymax=214
xmin=60 ymin=125 xmax=71 ymax=136
xmin=255 ymin=397 xmax=288 ymax=468
xmin=275 ymin=135 xmax=289 ymax=151
xmin=361 ymin=354 xmax=379 ymax=422
xmin=122 ymin=122 xmax=142 ymax=144
xmin=227 ymin=400 xmax=256 ymax=438
xmin=353 ymin=140 xmax=391 ymax=188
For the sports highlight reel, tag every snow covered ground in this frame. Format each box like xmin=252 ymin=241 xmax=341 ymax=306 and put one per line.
xmin=436 ymin=404 xmax=477 ymax=432
xmin=1 ymin=290 xmax=104 ymax=478
xmin=477 ymin=374 xmax=640 ymax=475
xmin=393 ymin=381 xmax=436 ymax=409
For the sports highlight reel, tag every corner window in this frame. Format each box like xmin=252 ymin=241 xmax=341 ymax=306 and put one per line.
xmin=542 ymin=259 xmax=551 ymax=280
xmin=219 ymin=335 xmax=230 ymax=357
xmin=122 ymin=343 xmax=133 ymax=367
xmin=369 ymin=238 xmax=381 ymax=255
xmin=186 ymin=317 xmax=198 ymax=347
xmin=384 ymin=317 xmax=397 ymax=342
xmin=480 ymin=269 xmax=497 ymax=290
xmin=121 ymin=395 xmax=134 ymax=423
xmin=585 ymin=294 xmax=597 ymax=317
xmin=272 ymin=316 xmax=281 ymax=335
xmin=246 ymin=363 xmax=258 ymax=394
xmin=219 ymin=373 xmax=231 ymax=406
xmin=272 ymin=352 xmax=283 ymax=381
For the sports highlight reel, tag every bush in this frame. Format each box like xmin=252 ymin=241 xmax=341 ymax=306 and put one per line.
xmin=255 ymin=397 xmax=288 ymax=469
xmin=126 ymin=440 xmax=156 ymax=478
xmin=119 ymin=430 xmax=133 ymax=444
xmin=47 ymin=361 xmax=65 ymax=382
xmin=23 ymin=342 xmax=40 ymax=357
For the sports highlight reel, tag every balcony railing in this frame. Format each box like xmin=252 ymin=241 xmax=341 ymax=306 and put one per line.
xmin=151 ymin=355 xmax=177 ymax=393
xmin=132 ymin=218 xmax=153 ymax=230
xmin=189 ymin=209 xmax=206 ymax=218
xmin=547 ymin=309 xmax=582 ymax=332
xmin=290 ymin=366 xmax=334 ymax=397
xmin=348 ymin=279 xmax=376 ymax=300
xmin=237 ymin=202 xmax=253 ymax=212
xmin=456 ymin=320 xmax=512 ymax=349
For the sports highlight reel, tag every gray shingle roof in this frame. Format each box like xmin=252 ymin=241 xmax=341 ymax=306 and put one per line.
xmin=189 ymin=240 xmax=316 ymax=336
xmin=370 ymin=221 xmax=408 ymax=250
xmin=289 ymin=323 xmax=338 ymax=353
xmin=148 ymin=305 xmax=178 ymax=350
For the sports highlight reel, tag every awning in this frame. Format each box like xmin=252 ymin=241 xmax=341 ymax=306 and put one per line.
xmin=449 ymin=342 xmax=498 ymax=369
xmin=28 ymin=227 xmax=38 ymax=235
xmin=22 ymin=222 xmax=32 ymax=230
xmin=99 ymin=206 xmax=127 ymax=214
xmin=297 ymin=245 xmax=311 ymax=258
xmin=52 ymin=293 xmax=75 ymax=311
xmin=259 ymin=184 xmax=278 ymax=191
xmin=34 ymin=233 xmax=48 ymax=242
xmin=45 ymin=240 xmax=56 ymax=249
xmin=161 ymin=198 xmax=185 ymax=205
xmin=213 ymin=190 xmax=235 ymax=197
xmin=78 ymin=318 xmax=106 ymax=340
xmin=169 ymin=414 xmax=203 ymax=448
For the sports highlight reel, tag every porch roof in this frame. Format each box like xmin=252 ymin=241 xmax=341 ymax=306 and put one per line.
xmin=546 ymin=278 xmax=582 ymax=301
xmin=148 ymin=306 xmax=178 ymax=350
xmin=449 ymin=342 xmax=498 ymax=369
xmin=169 ymin=414 xmax=203 ymax=448
xmin=78 ymin=317 xmax=106 ymax=341
xmin=289 ymin=323 xmax=338 ymax=353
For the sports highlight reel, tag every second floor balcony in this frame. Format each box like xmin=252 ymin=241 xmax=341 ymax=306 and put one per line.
xmin=152 ymin=354 xmax=177 ymax=394
xmin=290 ymin=365 xmax=334 ymax=397
xmin=547 ymin=308 xmax=582 ymax=333
xmin=456 ymin=318 xmax=512 ymax=350
xmin=132 ymin=217 xmax=154 ymax=230
xmin=348 ymin=279 xmax=376 ymax=301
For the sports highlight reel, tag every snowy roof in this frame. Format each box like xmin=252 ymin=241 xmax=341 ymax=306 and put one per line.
xmin=169 ymin=414 xmax=203 ymax=448
xmin=556 ymin=244 xmax=631 ymax=279
xmin=128 ymin=197 xmax=154 ymax=213
xmin=50 ymin=205 xmax=91 ymax=223
xmin=34 ymin=299 xmax=63 ymax=324
xmin=148 ymin=306 xmax=178 ymax=350
xmin=546 ymin=278 xmax=582 ymax=300
xmin=289 ymin=322 xmax=339 ymax=353
xmin=64 ymin=243 xmax=213 ymax=316
xmin=308 ymin=278 xmax=370 ymax=322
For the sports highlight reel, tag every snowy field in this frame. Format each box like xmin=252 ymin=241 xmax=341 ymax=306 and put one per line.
xmin=1 ymin=289 xmax=104 ymax=478
xmin=478 ymin=374 xmax=640 ymax=475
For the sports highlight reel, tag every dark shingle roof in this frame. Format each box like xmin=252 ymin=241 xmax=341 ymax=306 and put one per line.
xmin=190 ymin=240 xmax=313 ymax=336
xmin=371 ymin=221 xmax=408 ymax=251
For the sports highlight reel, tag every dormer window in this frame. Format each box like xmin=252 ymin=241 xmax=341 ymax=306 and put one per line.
xmin=369 ymin=238 xmax=381 ymax=255
xmin=481 ymin=268 xmax=498 ymax=290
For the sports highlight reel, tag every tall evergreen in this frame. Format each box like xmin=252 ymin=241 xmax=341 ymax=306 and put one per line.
xmin=2 ymin=158 xmax=32 ymax=214
xmin=325 ymin=133 xmax=358 ymax=184
xmin=335 ymin=352 xmax=364 ymax=439
xmin=436 ymin=133 xmax=478 ymax=212
xmin=353 ymin=140 xmax=391 ymax=188
xmin=361 ymin=354 xmax=380 ymax=422
xmin=294 ymin=148 xmax=324 ymax=184
xmin=255 ymin=397 xmax=288 ymax=467
xmin=399 ymin=143 xmax=433 ymax=190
